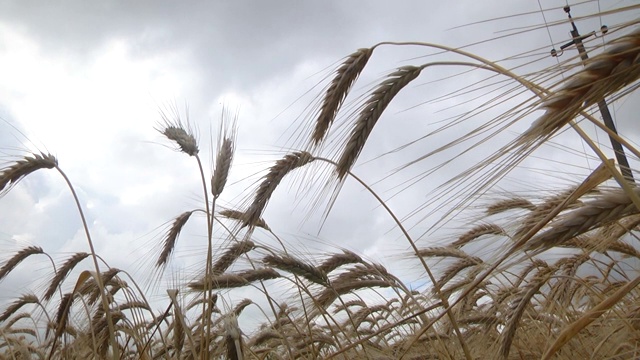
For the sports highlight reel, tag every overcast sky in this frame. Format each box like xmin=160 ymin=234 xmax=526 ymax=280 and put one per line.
xmin=0 ymin=1 xmax=638 ymax=327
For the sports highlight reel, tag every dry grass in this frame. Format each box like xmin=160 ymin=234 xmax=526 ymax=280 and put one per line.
xmin=0 ymin=7 xmax=639 ymax=360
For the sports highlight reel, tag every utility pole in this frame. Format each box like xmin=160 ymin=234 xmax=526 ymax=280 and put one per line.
xmin=550 ymin=5 xmax=634 ymax=182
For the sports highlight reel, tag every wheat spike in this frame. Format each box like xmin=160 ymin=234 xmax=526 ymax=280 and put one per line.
xmin=54 ymin=292 xmax=74 ymax=339
xmin=211 ymin=240 xmax=255 ymax=275
xmin=0 ymin=294 xmax=39 ymax=322
xmin=452 ymin=223 xmax=506 ymax=248
xmin=243 ymin=151 xmax=314 ymax=228
xmin=156 ymin=211 xmax=194 ymax=268
xmin=0 ymin=153 xmax=58 ymax=194
xmin=218 ymin=209 xmax=271 ymax=230
xmin=263 ymin=254 xmax=328 ymax=285
xmin=486 ymin=198 xmax=535 ymax=215
xmin=157 ymin=108 xmax=199 ymax=156
xmin=317 ymin=250 xmax=363 ymax=274
xmin=44 ymin=252 xmax=90 ymax=301
xmin=527 ymin=27 xmax=640 ymax=139
xmin=336 ymin=65 xmax=422 ymax=179
xmin=212 ymin=137 xmax=234 ymax=198
xmin=500 ymin=266 xmax=554 ymax=359
xmin=312 ymin=48 xmax=373 ymax=146
xmin=527 ymin=188 xmax=640 ymax=251
xmin=0 ymin=246 xmax=45 ymax=281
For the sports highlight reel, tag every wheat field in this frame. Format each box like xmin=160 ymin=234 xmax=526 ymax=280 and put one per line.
xmin=1 ymin=4 xmax=640 ymax=360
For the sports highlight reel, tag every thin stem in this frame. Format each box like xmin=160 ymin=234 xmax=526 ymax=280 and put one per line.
xmin=54 ymin=166 xmax=118 ymax=360
xmin=313 ymin=156 xmax=473 ymax=360
xmin=195 ymin=154 xmax=214 ymax=360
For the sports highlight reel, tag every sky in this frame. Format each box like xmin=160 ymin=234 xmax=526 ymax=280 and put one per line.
xmin=0 ymin=0 xmax=638 ymax=331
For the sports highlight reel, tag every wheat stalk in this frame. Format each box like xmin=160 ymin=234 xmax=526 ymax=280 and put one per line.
xmin=312 ymin=48 xmax=373 ymax=146
xmin=336 ymin=65 xmax=422 ymax=179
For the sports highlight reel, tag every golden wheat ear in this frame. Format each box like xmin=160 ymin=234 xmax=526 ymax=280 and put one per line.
xmin=157 ymin=107 xmax=199 ymax=156
xmin=211 ymin=137 xmax=234 ymax=198
xmin=312 ymin=48 xmax=373 ymax=147
xmin=336 ymin=65 xmax=422 ymax=179
xmin=156 ymin=211 xmax=195 ymax=268
xmin=0 ymin=246 xmax=45 ymax=281
xmin=0 ymin=153 xmax=57 ymax=194
xmin=527 ymin=27 xmax=640 ymax=139
xmin=0 ymin=294 xmax=40 ymax=322
xmin=44 ymin=252 xmax=90 ymax=301
xmin=243 ymin=151 xmax=315 ymax=228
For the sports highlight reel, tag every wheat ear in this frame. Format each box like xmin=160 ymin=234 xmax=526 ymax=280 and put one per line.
xmin=0 ymin=153 xmax=57 ymax=194
xmin=312 ymin=48 xmax=373 ymax=146
xmin=211 ymin=240 xmax=255 ymax=275
xmin=0 ymin=246 xmax=45 ymax=281
xmin=0 ymin=294 xmax=39 ymax=323
xmin=317 ymin=250 xmax=363 ymax=274
xmin=486 ymin=198 xmax=535 ymax=215
xmin=336 ymin=65 xmax=422 ymax=179
xmin=263 ymin=254 xmax=328 ymax=286
xmin=527 ymin=188 xmax=640 ymax=251
xmin=218 ymin=209 xmax=271 ymax=230
xmin=243 ymin=151 xmax=315 ymax=228
xmin=156 ymin=211 xmax=195 ymax=268
xmin=44 ymin=252 xmax=90 ymax=301
xmin=527 ymin=27 xmax=640 ymax=139
xmin=157 ymin=110 xmax=199 ymax=156
xmin=211 ymin=137 xmax=234 ymax=198
xmin=451 ymin=224 xmax=506 ymax=248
